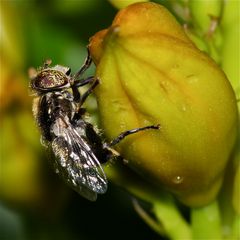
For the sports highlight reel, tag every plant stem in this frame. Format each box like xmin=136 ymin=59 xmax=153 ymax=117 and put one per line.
xmin=232 ymin=214 xmax=240 ymax=240
xmin=191 ymin=200 xmax=222 ymax=239
xmin=132 ymin=198 xmax=165 ymax=236
xmin=153 ymin=195 xmax=192 ymax=240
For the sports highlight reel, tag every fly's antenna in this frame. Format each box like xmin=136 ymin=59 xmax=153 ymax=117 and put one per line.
xmin=43 ymin=59 xmax=52 ymax=69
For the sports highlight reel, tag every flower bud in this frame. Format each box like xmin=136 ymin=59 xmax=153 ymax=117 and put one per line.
xmin=108 ymin=0 xmax=149 ymax=10
xmin=89 ymin=2 xmax=238 ymax=206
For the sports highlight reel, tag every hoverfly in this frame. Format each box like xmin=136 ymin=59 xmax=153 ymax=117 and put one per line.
xmin=29 ymin=48 xmax=159 ymax=201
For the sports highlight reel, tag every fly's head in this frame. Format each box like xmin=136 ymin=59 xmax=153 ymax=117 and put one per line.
xmin=29 ymin=60 xmax=72 ymax=95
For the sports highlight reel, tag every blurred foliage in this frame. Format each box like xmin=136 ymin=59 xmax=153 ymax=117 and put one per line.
xmin=0 ymin=0 xmax=239 ymax=240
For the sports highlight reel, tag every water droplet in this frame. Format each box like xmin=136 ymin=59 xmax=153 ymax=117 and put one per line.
xmin=173 ymin=176 xmax=183 ymax=184
xmin=182 ymin=105 xmax=187 ymax=112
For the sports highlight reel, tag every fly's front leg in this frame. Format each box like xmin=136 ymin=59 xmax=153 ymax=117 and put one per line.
xmin=43 ymin=59 xmax=52 ymax=69
xmin=73 ymin=48 xmax=92 ymax=80
xmin=74 ymin=76 xmax=95 ymax=88
xmin=71 ymin=47 xmax=93 ymax=102
xmin=109 ymin=124 xmax=160 ymax=147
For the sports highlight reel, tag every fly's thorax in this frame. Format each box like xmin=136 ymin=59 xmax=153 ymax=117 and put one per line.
xmin=32 ymin=91 xmax=75 ymax=143
xmin=46 ymin=91 xmax=76 ymax=122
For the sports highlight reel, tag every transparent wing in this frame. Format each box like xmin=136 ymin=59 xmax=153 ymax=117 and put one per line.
xmin=51 ymin=117 xmax=107 ymax=201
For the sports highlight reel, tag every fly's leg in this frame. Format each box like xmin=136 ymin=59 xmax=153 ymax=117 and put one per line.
xmin=71 ymin=47 xmax=93 ymax=102
xmin=72 ymin=78 xmax=99 ymax=120
xmin=73 ymin=48 xmax=92 ymax=80
xmin=102 ymin=124 xmax=160 ymax=163
xmin=79 ymin=78 xmax=99 ymax=106
xmin=109 ymin=124 xmax=160 ymax=147
xmin=71 ymin=76 xmax=95 ymax=102
xmin=74 ymin=76 xmax=95 ymax=88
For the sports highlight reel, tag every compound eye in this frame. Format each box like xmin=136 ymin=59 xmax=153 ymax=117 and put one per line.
xmin=35 ymin=70 xmax=69 ymax=90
